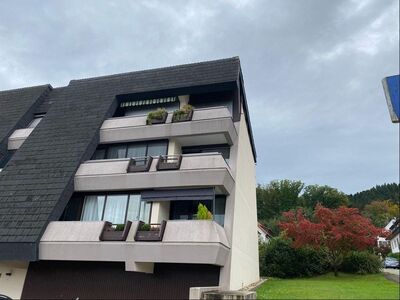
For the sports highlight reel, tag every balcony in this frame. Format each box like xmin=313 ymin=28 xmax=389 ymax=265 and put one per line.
xmin=39 ymin=220 xmax=230 ymax=268
xmin=74 ymin=153 xmax=234 ymax=194
xmin=8 ymin=128 xmax=34 ymax=150
xmin=100 ymin=106 xmax=237 ymax=146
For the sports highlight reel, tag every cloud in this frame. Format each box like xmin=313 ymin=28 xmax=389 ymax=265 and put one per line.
xmin=0 ymin=0 xmax=398 ymax=193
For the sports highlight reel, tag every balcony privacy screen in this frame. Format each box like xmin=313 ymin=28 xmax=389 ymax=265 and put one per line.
xmin=141 ymin=188 xmax=215 ymax=202
xmin=120 ymin=96 xmax=178 ymax=108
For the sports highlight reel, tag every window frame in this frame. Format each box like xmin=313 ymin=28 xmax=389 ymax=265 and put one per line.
xmin=28 ymin=113 xmax=45 ymax=129
xmin=81 ymin=193 xmax=152 ymax=224
xmin=92 ymin=140 xmax=169 ymax=160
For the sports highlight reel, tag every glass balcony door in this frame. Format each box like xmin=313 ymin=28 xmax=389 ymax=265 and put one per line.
xmin=81 ymin=194 xmax=151 ymax=224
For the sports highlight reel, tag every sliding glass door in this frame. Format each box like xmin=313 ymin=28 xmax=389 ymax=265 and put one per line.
xmin=81 ymin=194 xmax=151 ymax=224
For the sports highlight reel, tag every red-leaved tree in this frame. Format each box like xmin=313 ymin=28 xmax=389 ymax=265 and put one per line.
xmin=279 ymin=204 xmax=385 ymax=276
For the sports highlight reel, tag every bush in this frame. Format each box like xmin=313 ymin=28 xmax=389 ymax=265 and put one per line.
xmin=340 ymin=251 xmax=381 ymax=274
xmin=261 ymin=237 xmax=329 ymax=278
xmin=387 ymin=252 xmax=400 ymax=260
xmin=259 ymin=241 xmax=268 ymax=276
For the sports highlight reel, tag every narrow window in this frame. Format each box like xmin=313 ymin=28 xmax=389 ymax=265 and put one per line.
xmin=214 ymin=196 xmax=226 ymax=226
xmin=28 ymin=114 xmax=45 ymax=128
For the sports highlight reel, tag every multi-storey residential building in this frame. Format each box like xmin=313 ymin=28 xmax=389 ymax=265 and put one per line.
xmin=0 ymin=57 xmax=259 ymax=299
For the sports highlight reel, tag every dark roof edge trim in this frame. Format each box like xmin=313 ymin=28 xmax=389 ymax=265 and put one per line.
xmin=0 ymin=242 xmax=37 ymax=261
xmin=0 ymin=84 xmax=52 ymax=95
xmin=238 ymin=70 xmax=257 ymax=163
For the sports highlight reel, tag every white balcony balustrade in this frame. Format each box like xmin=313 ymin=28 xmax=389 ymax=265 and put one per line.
xmin=74 ymin=153 xmax=234 ymax=194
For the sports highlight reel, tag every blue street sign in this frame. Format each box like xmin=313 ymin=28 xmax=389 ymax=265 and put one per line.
xmin=382 ymin=75 xmax=400 ymax=123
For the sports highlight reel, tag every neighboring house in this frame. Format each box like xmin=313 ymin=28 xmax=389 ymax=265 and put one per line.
xmin=0 ymin=57 xmax=260 ymax=299
xmin=257 ymin=223 xmax=272 ymax=243
xmin=377 ymin=218 xmax=396 ymax=248
xmin=387 ymin=219 xmax=400 ymax=253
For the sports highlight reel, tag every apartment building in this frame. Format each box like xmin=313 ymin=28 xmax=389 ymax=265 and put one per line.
xmin=0 ymin=57 xmax=259 ymax=299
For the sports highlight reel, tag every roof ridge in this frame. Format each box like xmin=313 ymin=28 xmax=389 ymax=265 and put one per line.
xmin=70 ymin=56 xmax=240 ymax=84
xmin=0 ymin=84 xmax=52 ymax=94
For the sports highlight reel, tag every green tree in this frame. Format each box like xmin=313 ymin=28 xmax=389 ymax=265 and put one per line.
xmin=301 ymin=185 xmax=349 ymax=209
xmin=257 ymin=180 xmax=304 ymax=221
xmin=362 ymin=200 xmax=398 ymax=227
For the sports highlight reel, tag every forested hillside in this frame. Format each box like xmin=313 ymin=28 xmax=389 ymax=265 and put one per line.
xmin=348 ymin=183 xmax=399 ymax=209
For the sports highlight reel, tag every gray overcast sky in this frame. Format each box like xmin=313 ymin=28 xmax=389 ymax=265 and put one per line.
xmin=0 ymin=0 xmax=398 ymax=193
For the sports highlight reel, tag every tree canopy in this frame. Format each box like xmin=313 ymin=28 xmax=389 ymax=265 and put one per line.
xmin=279 ymin=204 xmax=383 ymax=275
xmin=301 ymin=185 xmax=349 ymax=209
xmin=362 ymin=200 xmax=399 ymax=227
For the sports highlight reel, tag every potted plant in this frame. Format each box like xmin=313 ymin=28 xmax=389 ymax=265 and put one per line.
xmin=196 ymin=203 xmax=213 ymax=220
xmin=146 ymin=108 xmax=168 ymax=125
xmin=172 ymin=104 xmax=194 ymax=123
xmin=134 ymin=221 xmax=167 ymax=242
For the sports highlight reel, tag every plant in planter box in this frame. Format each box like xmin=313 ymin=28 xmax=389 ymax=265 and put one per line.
xmin=172 ymin=104 xmax=194 ymax=122
xmin=146 ymin=108 xmax=167 ymax=125
xmin=139 ymin=223 xmax=151 ymax=231
xmin=196 ymin=203 xmax=213 ymax=220
xmin=115 ymin=224 xmax=125 ymax=231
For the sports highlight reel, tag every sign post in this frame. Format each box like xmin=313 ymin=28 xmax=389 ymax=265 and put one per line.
xmin=382 ymin=74 xmax=399 ymax=123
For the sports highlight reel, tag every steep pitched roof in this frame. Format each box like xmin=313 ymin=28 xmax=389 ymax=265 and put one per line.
xmin=0 ymin=85 xmax=51 ymax=153
xmin=0 ymin=57 xmax=254 ymax=260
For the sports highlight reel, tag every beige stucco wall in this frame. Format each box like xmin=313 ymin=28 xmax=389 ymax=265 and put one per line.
xmin=0 ymin=261 xmax=29 ymax=299
xmin=150 ymin=202 xmax=170 ymax=223
xmin=219 ymin=110 xmax=259 ymax=290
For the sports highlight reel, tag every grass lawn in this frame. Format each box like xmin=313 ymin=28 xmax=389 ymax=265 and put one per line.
xmin=257 ymin=273 xmax=399 ymax=299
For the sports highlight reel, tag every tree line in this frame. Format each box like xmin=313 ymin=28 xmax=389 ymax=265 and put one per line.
xmin=257 ymin=180 xmax=399 ymax=234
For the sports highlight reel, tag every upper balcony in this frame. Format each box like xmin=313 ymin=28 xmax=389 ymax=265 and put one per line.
xmin=39 ymin=220 xmax=230 ymax=269
xmin=100 ymin=106 xmax=237 ymax=146
xmin=75 ymin=153 xmax=234 ymax=194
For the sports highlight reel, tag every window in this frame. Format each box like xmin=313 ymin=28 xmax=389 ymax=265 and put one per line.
xmin=170 ymin=200 xmax=213 ymax=221
xmin=81 ymin=195 xmax=105 ymax=221
xmin=214 ymin=196 xmax=226 ymax=226
xmin=81 ymin=194 xmax=151 ymax=224
xmin=92 ymin=140 xmax=168 ymax=160
xmin=107 ymin=145 xmax=127 ymax=159
xmin=103 ymin=195 xmax=128 ymax=224
xmin=169 ymin=196 xmax=226 ymax=226
xmin=28 ymin=114 xmax=45 ymax=128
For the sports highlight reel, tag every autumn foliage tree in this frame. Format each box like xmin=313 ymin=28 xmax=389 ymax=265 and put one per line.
xmin=279 ymin=204 xmax=384 ymax=276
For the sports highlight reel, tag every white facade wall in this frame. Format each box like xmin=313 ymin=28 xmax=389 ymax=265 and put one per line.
xmin=0 ymin=261 xmax=29 ymax=299
xmin=219 ymin=110 xmax=259 ymax=290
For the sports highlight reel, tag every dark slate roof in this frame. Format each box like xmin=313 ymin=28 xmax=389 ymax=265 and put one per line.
xmin=34 ymin=87 xmax=66 ymax=114
xmin=0 ymin=85 xmax=51 ymax=155
xmin=0 ymin=57 xmax=255 ymax=260
xmin=71 ymin=56 xmax=240 ymax=89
